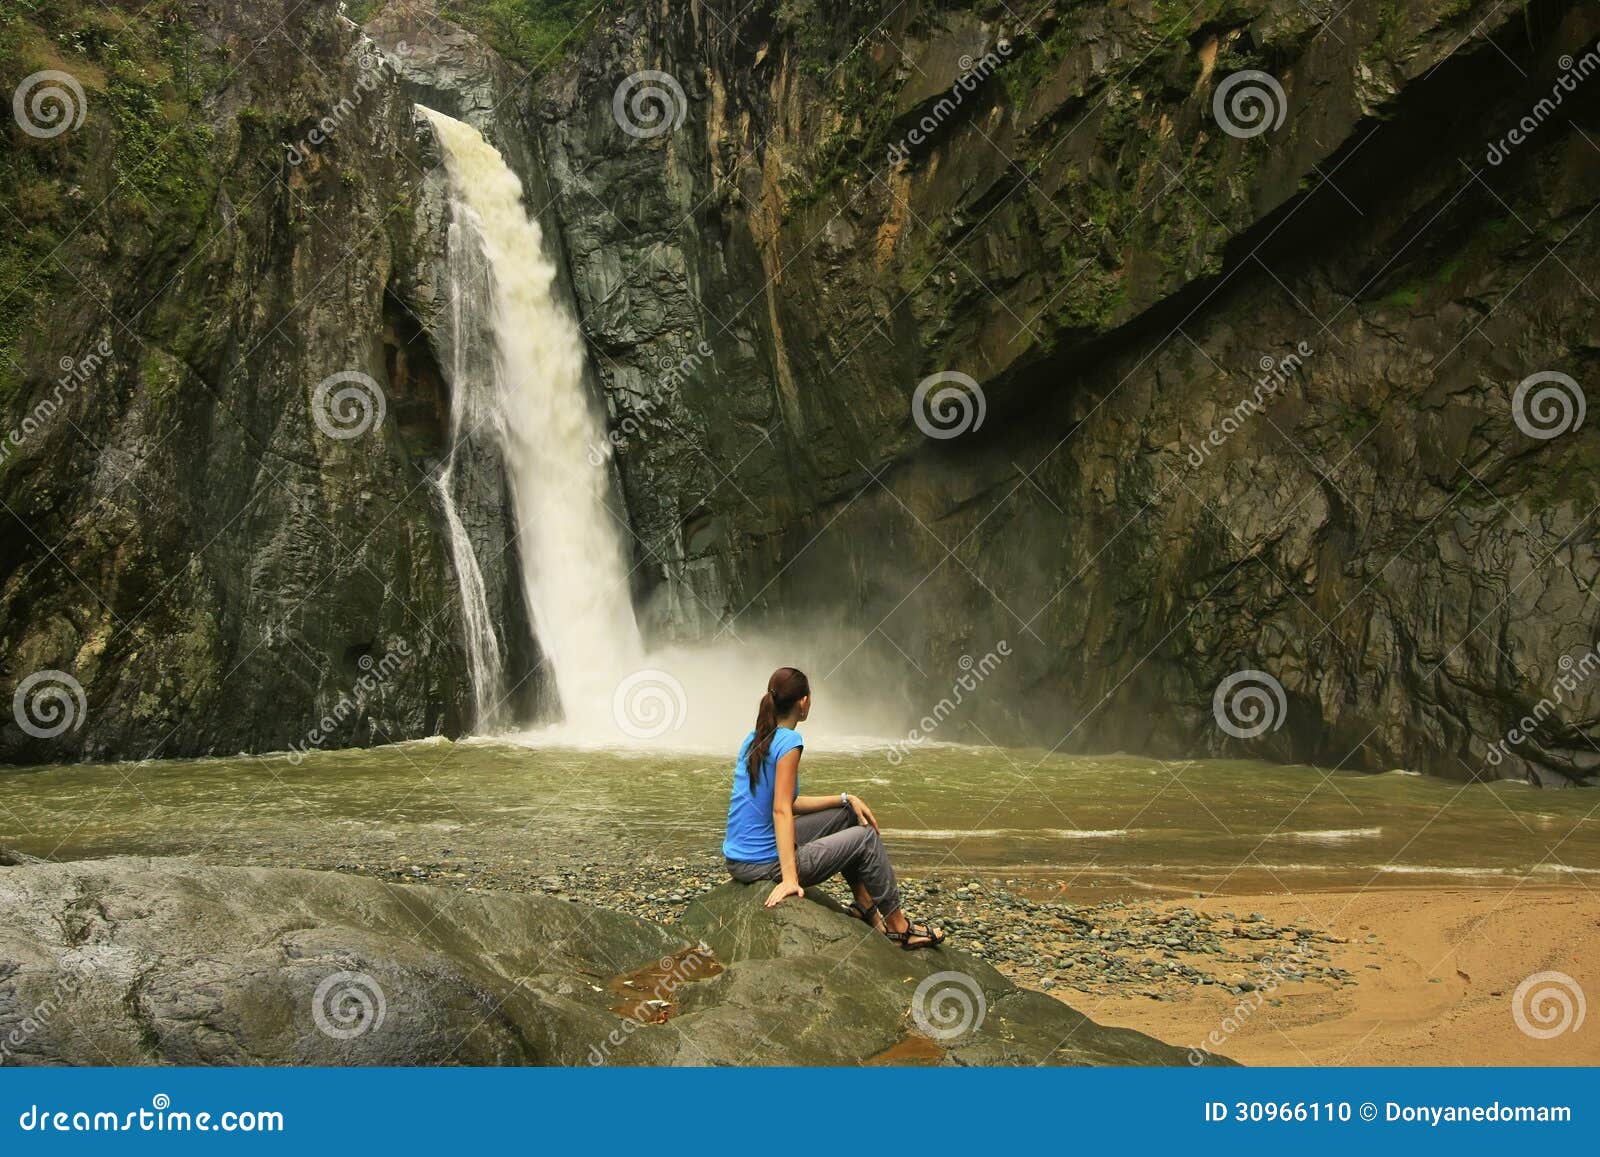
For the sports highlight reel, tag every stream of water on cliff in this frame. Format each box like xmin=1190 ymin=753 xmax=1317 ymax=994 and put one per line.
xmin=422 ymin=108 xmax=645 ymax=734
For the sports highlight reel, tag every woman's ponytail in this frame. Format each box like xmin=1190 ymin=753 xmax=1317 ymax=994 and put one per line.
xmin=747 ymin=667 xmax=810 ymax=792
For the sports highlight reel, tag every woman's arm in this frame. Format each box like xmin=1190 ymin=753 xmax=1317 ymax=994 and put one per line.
xmin=792 ymin=794 xmax=843 ymax=813
xmin=794 ymin=792 xmax=880 ymax=831
xmin=765 ymin=748 xmax=805 ymax=908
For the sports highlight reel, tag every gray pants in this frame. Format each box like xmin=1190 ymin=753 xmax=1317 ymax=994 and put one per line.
xmin=726 ymin=806 xmax=902 ymax=916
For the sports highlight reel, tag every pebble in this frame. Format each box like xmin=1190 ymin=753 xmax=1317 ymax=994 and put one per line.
xmin=278 ymin=850 xmax=1355 ymax=1000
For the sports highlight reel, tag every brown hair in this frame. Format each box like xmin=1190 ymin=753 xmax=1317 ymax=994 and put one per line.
xmin=747 ymin=667 xmax=810 ymax=792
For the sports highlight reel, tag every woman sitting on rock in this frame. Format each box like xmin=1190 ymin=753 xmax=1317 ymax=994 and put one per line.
xmin=722 ymin=666 xmax=945 ymax=950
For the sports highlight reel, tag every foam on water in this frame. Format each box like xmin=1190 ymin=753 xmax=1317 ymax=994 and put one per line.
xmin=894 ymin=827 xmax=1134 ymax=840
xmin=1267 ymin=827 xmax=1384 ymax=842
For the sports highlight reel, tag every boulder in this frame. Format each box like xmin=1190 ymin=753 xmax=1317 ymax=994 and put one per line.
xmin=0 ymin=858 xmax=1225 ymax=1066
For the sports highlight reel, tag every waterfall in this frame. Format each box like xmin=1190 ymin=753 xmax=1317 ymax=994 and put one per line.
xmin=422 ymin=107 xmax=645 ymax=733
xmin=431 ymin=468 xmax=504 ymax=728
xmin=432 ymin=197 xmax=507 ymax=730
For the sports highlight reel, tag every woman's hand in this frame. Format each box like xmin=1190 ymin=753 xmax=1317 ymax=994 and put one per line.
xmin=765 ymin=880 xmax=805 ymax=908
xmin=847 ymin=794 xmax=879 ymax=832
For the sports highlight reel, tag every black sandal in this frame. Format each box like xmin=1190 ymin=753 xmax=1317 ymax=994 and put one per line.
xmin=847 ymin=900 xmax=883 ymax=930
xmin=884 ymin=918 xmax=945 ymax=951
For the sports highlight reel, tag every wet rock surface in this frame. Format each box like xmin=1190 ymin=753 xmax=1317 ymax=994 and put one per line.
xmin=0 ymin=857 xmax=1219 ymax=1066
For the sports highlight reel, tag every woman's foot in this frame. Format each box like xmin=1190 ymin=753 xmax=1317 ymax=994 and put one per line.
xmin=846 ymin=900 xmax=884 ymax=930
xmin=882 ymin=910 xmax=944 ymax=950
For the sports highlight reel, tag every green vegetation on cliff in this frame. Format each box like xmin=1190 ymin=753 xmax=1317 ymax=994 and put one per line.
xmin=0 ymin=0 xmax=219 ymax=405
xmin=346 ymin=0 xmax=604 ymax=74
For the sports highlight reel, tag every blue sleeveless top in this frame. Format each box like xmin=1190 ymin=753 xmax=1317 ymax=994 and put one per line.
xmin=721 ymin=727 xmax=804 ymax=862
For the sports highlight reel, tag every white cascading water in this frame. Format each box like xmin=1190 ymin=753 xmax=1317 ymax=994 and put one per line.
xmin=422 ymin=107 xmax=645 ymax=733
xmin=431 ymin=175 xmax=507 ymax=730
xmin=432 ymin=468 xmax=505 ymax=726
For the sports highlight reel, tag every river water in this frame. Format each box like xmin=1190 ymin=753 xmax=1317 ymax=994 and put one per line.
xmin=3 ymin=738 xmax=1596 ymax=899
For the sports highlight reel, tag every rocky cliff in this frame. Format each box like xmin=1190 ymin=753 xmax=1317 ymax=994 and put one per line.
xmin=3 ymin=0 xmax=1599 ymax=783
xmin=0 ymin=1 xmax=482 ymax=760
xmin=532 ymin=0 xmax=1600 ymax=784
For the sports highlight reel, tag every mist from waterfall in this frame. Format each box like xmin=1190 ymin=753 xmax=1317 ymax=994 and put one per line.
xmin=423 ymin=107 xmax=645 ymax=734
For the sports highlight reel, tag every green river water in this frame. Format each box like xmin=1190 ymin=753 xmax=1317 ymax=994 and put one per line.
xmin=3 ymin=736 xmax=1597 ymax=898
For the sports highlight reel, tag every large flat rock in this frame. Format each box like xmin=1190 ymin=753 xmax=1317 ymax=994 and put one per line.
xmin=0 ymin=858 xmax=1226 ymax=1066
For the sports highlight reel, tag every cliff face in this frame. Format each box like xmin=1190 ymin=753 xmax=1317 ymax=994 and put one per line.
xmin=533 ymin=0 xmax=1600 ymax=783
xmin=0 ymin=1 xmax=474 ymax=761
xmin=3 ymin=0 xmax=1599 ymax=783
